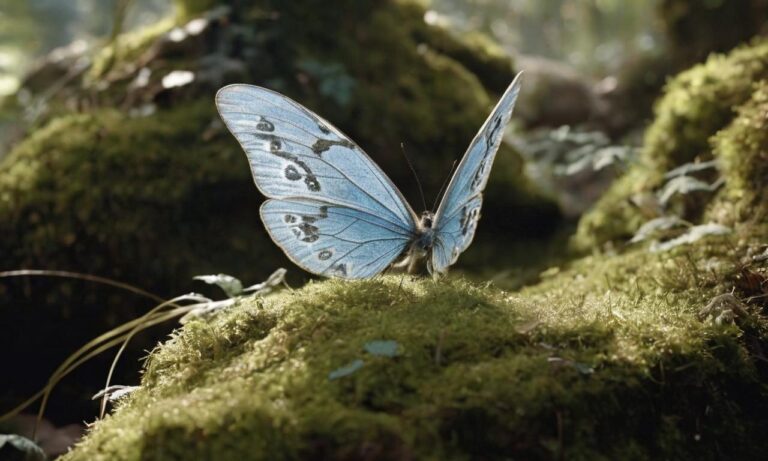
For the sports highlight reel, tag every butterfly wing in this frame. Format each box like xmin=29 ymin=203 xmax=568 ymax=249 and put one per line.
xmin=431 ymin=73 xmax=523 ymax=273
xmin=260 ymin=199 xmax=412 ymax=279
xmin=217 ymin=85 xmax=418 ymax=279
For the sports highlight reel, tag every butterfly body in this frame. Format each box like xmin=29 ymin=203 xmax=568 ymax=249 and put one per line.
xmin=216 ymin=72 xmax=522 ymax=279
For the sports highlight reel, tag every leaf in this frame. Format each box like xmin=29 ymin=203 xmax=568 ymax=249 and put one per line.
xmin=650 ymin=223 xmax=732 ymax=252
xmin=243 ymin=268 xmax=287 ymax=293
xmin=0 ymin=434 xmax=46 ymax=461
xmin=560 ymin=149 xmax=595 ymax=175
xmin=573 ymin=362 xmax=595 ymax=375
xmin=664 ymin=160 xmax=718 ymax=179
xmin=193 ymin=274 xmax=243 ymax=297
xmin=658 ymin=176 xmax=722 ymax=204
xmin=547 ymin=357 xmax=594 ymax=375
xmin=630 ymin=216 xmax=688 ymax=243
xmin=92 ymin=385 xmax=140 ymax=402
xmin=328 ymin=359 xmax=364 ymax=380
xmin=592 ymin=146 xmax=631 ymax=171
xmin=698 ymin=293 xmax=748 ymax=324
xmin=364 ymin=340 xmax=399 ymax=357
xmin=179 ymin=298 xmax=234 ymax=324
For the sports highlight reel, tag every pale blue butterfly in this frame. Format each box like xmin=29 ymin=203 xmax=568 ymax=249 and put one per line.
xmin=215 ymin=72 xmax=522 ymax=279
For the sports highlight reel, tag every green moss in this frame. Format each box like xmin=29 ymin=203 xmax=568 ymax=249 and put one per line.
xmin=0 ymin=101 xmax=280 ymax=285
xmin=574 ymin=39 xmax=768 ymax=250
xmin=61 ymin=224 xmax=768 ymax=459
xmin=707 ymin=80 xmax=768 ymax=223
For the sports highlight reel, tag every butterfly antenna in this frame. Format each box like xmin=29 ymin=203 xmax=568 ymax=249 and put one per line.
xmin=431 ymin=159 xmax=458 ymax=212
xmin=400 ymin=143 xmax=428 ymax=212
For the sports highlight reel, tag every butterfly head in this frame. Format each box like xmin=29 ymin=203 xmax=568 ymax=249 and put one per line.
xmin=414 ymin=211 xmax=436 ymax=253
xmin=419 ymin=211 xmax=434 ymax=230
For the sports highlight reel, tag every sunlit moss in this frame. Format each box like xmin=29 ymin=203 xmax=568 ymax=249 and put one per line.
xmin=574 ymin=38 xmax=768 ymax=251
xmin=61 ymin=226 xmax=768 ymax=459
xmin=707 ymin=80 xmax=768 ymax=224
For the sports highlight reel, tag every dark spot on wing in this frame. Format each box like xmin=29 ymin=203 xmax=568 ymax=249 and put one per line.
xmin=298 ymin=222 xmax=319 ymax=242
xmin=285 ymin=165 xmax=302 ymax=181
xmin=318 ymin=249 xmax=332 ymax=260
xmin=288 ymin=208 xmax=329 ymax=243
xmin=317 ymin=122 xmax=331 ymax=134
xmin=460 ymin=205 xmax=481 ymax=236
xmin=305 ymin=177 xmax=321 ymax=192
xmin=253 ymin=133 xmax=322 ymax=192
xmin=471 ymin=115 xmax=505 ymax=191
xmin=256 ymin=119 xmax=275 ymax=132
xmin=330 ymin=263 xmax=347 ymax=276
xmin=312 ymin=139 xmax=355 ymax=156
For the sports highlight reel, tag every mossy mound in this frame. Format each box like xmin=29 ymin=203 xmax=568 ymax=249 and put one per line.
xmin=708 ymin=80 xmax=768 ymax=223
xmin=0 ymin=102 xmax=276 ymax=285
xmin=574 ymin=39 xmax=768 ymax=250
xmin=61 ymin=219 xmax=768 ymax=460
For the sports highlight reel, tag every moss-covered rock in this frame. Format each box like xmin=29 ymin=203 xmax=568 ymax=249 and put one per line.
xmin=60 ymin=220 xmax=768 ymax=459
xmin=574 ymin=39 xmax=768 ymax=250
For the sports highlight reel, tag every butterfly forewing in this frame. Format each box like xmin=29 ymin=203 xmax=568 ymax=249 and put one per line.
xmin=431 ymin=73 xmax=523 ymax=273
xmin=216 ymin=85 xmax=417 ymax=227
xmin=216 ymin=85 xmax=418 ymax=279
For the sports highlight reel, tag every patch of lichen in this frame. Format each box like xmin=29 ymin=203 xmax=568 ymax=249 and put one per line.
xmin=574 ymin=39 xmax=768 ymax=251
xmin=60 ymin=225 xmax=768 ymax=459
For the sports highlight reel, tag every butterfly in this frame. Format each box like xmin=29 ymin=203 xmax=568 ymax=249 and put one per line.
xmin=216 ymin=72 xmax=522 ymax=279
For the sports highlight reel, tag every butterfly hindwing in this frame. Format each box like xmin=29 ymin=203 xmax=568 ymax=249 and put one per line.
xmin=431 ymin=73 xmax=523 ymax=273
xmin=216 ymin=85 xmax=417 ymax=229
xmin=260 ymin=198 xmax=412 ymax=279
